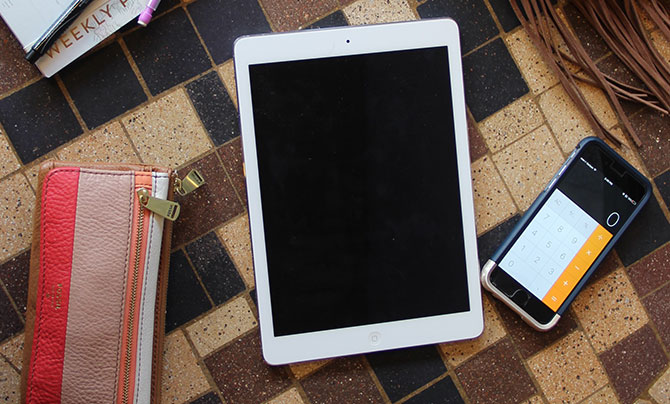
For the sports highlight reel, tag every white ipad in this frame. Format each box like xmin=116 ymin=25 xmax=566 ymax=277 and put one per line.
xmin=234 ymin=19 xmax=483 ymax=365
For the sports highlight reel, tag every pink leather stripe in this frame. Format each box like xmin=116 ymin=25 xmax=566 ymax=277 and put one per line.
xmin=27 ymin=168 xmax=80 ymax=404
xmin=60 ymin=170 xmax=135 ymax=404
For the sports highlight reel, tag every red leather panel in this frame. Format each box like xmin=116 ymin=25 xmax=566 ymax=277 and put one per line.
xmin=27 ymin=168 xmax=80 ymax=404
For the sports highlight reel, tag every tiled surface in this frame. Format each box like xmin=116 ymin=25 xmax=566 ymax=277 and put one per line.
xmin=1 ymin=1 xmax=669 ymax=403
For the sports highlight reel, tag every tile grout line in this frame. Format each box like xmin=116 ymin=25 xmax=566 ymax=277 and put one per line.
xmin=177 ymin=327 xmax=229 ymax=404
xmin=53 ymin=74 xmax=89 ymax=137
xmin=0 ymin=277 xmax=24 ymax=325
xmin=182 ymin=5 xmax=218 ymax=69
xmin=180 ymin=245 xmax=217 ymax=308
xmin=118 ymin=37 xmax=153 ymax=100
xmin=359 ymin=354 xmax=393 ymax=404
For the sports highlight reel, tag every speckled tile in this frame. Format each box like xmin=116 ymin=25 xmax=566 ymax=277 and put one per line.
xmin=0 ymin=18 xmax=40 ymax=95
xmin=651 ymin=30 xmax=670 ymax=63
xmin=539 ymin=85 xmax=596 ymax=154
xmin=657 ymin=170 xmax=670 ymax=207
xmin=343 ymin=0 xmax=416 ymax=25
xmin=218 ymin=61 xmax=237 ymax=109
xmin=643 ymin=282 xmax=670 ymax=349
xmin=528 ymin=331 xmax=608 ymax=404
xmin=0 ymin=172 xmax=35 ymax=262
xmin=586 ymin=250 xmax=623 ymax=286
xmin=467 ymin=113 xmax=488 ymax=161
xmin=123 ymin=89 xmax=212 ymax=168
xmin=0 ymin=250 xmax=29 ymax=314
xmin=562 ymin=4 xmax=609 ymax=61
xmin=259 ymin=0 xmax=339 ymax=31
xmin=185 ymin=296 xmax=257 ymax=357
xmin=0 ymin=131 xmax=19 ymax=179
xmin=456 ymin=338 xmax=536 ymax=404
xmin=477 ymin=214 xmax=521 ymax=267
xmin=576 ymin=81 xmax=619 ymax=130
xmin=0 ymin=333 xmax=22 ymax=372
xmin=57 ymin=122 xmax=140 ymax=164
xmin=582 ymin=386 xmax=620 ymax=404
xmin=190 ymin=392 xmax=222 ymax=404
xmin=186 ymin=72 xmax=239 ymax=146
xmin=506 ymin=30 xmax=559 ymax=95
xmin=204 ymin=332 xmax=292 ymax=404
xmin=217 ymin=137 xmax=247 ymax=205
xmin=471 ymin=155 xmax=517 ymax=235
xmin=627 ymin=243 xmax=670 ymax=297
xmin=404 ymin=376 xmax=464 ymax=404
xmin=216 ymin=214 xmax=254 ymax=288
xmin=267 ymin=388 xmax=305 ymax=404
xmin=616 ymin=197 xmax=670 ymax=267
xmin=491 ymin=297 xmax=578 ymax=359
xmin=599 ymin=326 xmax=668 ymax=404
xmin=23 ymin=159 xmax=49 ymax=192
xmin=519 ymin=396 xmax=544 ymax=404
xmin=492 ymin=125 xmax=564 ymax=211
xmin=289 ymin=359 xmax=332 ymax=379
xmin=161 ymin=330 xmax=210 ymax=404
xmin=628 ymin=108 xmax=670 ymax=177
xmin=0 ymin=358 xmax=20 ymax=404
xmin=478 ymin=96 xmax=544 ymax=152
xmin=306 ymin=10 xmax=349 ymax=29
xmin=572 ymin=268 xmax=648 ymax=353
xmin=302 ymin=356 xmax=385 ymax=404
xmin=649 ymin=366 xmax=670 ymax=404
xmin=440 ymin=295 xmax=506 ymax=367
xmin=600 ymin=127 xmax=646 ymax=177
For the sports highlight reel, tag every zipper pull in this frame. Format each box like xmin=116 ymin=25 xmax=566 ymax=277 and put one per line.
xmin=137 ymin=188 xmax=180 ymax=221
xmin=174 ymin=169 xmax=205 ymax=196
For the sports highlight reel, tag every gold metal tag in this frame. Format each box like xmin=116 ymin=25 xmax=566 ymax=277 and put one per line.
xmin=174 ymin=170 xmax=205 ymax=196
xmin=137 ymin=188 xmax=180 ymax=221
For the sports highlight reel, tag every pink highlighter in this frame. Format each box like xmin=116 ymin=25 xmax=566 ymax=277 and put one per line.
xmin=138 ymin=0 xmax=161 ymax=26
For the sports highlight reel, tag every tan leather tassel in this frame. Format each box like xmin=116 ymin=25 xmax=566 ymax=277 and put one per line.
xmin=509 ymin=0 xmax=670 ymax=148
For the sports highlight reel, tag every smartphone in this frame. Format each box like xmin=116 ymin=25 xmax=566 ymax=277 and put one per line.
xmin=481 ymin=137 xmax=652 ymax=330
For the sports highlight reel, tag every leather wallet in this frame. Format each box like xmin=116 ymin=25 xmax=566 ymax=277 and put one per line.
xmin=21 ymin=161 xmax=180 ymax=404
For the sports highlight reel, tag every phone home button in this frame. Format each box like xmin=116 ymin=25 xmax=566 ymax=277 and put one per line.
xmin=510 ymin=290 xmax=530 ymax=307
xmin=369 ymin=332 xmax=381 ymax=346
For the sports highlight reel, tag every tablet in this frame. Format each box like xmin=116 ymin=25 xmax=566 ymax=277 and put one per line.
xmin=234 ymin=18 xmax=483 ymax=365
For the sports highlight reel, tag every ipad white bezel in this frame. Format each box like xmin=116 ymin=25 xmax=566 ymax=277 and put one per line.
xmin=234 ymin=18 xmax=483 ymax=365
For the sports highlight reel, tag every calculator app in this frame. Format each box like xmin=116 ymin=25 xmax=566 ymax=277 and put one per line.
xmin=499 ymin=189 xmax=612 ymax=311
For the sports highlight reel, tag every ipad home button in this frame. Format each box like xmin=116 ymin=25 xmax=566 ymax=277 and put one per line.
xmin=369 ymin=332 xmax=381 ymax=346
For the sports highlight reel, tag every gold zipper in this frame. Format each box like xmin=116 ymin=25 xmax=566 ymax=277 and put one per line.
xmin=137 ymin=188 xmax=180 ymax=221
xmin=174 ymin=169 xmax=205 ymax=196
xmin=122 ymin=194 xmax=145 ymax=404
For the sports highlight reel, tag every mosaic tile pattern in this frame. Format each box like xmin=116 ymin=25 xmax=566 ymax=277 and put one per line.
xmin=1 ymin=1 xmax=669 ymax=403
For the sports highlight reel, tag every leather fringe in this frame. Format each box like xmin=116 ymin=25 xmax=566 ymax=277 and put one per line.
xmin=509 ymin=0 xmax=670 ymax=148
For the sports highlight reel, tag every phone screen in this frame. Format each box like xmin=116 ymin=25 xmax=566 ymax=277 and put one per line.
xmin=496 ymin=141 xmax=646 ymax=315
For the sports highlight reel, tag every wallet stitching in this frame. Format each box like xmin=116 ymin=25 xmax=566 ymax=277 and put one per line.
xmin=32 ymin=168 xmax=166 ymax=400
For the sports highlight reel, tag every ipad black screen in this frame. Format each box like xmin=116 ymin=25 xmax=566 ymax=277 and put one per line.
xmin=249 ymin=46 xmax=470 ymax=336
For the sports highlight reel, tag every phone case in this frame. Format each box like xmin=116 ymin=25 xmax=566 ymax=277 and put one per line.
xmin=481 ymin=137 xmax=652 ymax=331
xmin=21 ymin=161 xmax=176 ymax=404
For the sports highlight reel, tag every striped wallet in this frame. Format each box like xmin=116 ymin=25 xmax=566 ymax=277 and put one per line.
xmin=20 ymin=161 xmax=190 ymax=404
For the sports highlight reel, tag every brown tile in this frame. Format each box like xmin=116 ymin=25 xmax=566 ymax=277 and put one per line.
xmin=0 ymin=333 xmax=23 ymax=372
xmin=218 ymin=61 xmax=237 ymax=109
xmin=440 ymin=294 xmax=506 ymax=367
xmin=467 ymin=114 xmax=488 ymax=161
xmin=0 ymin=172 xmax=35 ymax=262
xmin=492 ymin=125 xmax=565 ymax=211
xmin=562 ymin=4 xmax=609 ymax=60
xmin=0 ymin=131 xmax=20 ymax=179
xmin=506 ymin=29 xmax=559 ymax=95
xmin=529 ymin=331 xmax=608 ymax=404
xmin=205 ymin=331 xmax=292 ymax=404
xmin=629 ymin=108 xmax=670 ymax=177
xmin=471 ymin=156 xmax=517 ymax=235
xmin=456 ymin=338 xmax=535 ymax=404
xmin=123 ymin=89 xmax=213 ymax=169
xmin=289 ymin=359 xmax=331 ymax=379
xmin=302 ymin=356 xmax=384 ymax=404
xmin=627 ymin=243 xmax=670 ymax=297
xmin=161 ymin=330 xmax=211 ymax=404
xmin=172 ymin=152 xmax=244 ymax=246
xmin=216 ymin=214 xmax=254 ymax=287
xmin=23 ymin=159 xmax=48 ymax=192
xmin=0 ymin=357 xmax=20 ymax=403
xmin=185 ymin=296 xmax=257 ymax=357
xmin=478 ymin=96 xmax=544 ymax=152
xmin=582 ymin=386 xmax=620 ymax=404
xmin=259 ymin=0 xmax=338 ymax=31
xmin=596 ymin=55 xmax=645 ymax=117
xmin=599 ymin=325 xmax=668 ymax=404
xmin=267 ymin=388 xmax=305 ymax=404
xmin=539 ymin=84 xmax=596 ymax=154
xmin=57 ymin=122 xmax=140 ymax=164
xmin=649 ymin=366 xmax=670 ymax=404
xmin=217 ymin=137 xmax=247 ymax=205
xmin=491 ymin=296 xmax=578 ymax=358
xmin=0 ymin=19 xmax=40 ymax=95
xmin=572 ymin=268 xmax=648 ymax=353
xmin=643 ymin=282 xmax=670 ymax=349
xmin=0 ymin=250 xmax=29 ymax=314
xmin=343 ymin=0 xmax=417 ymax=25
